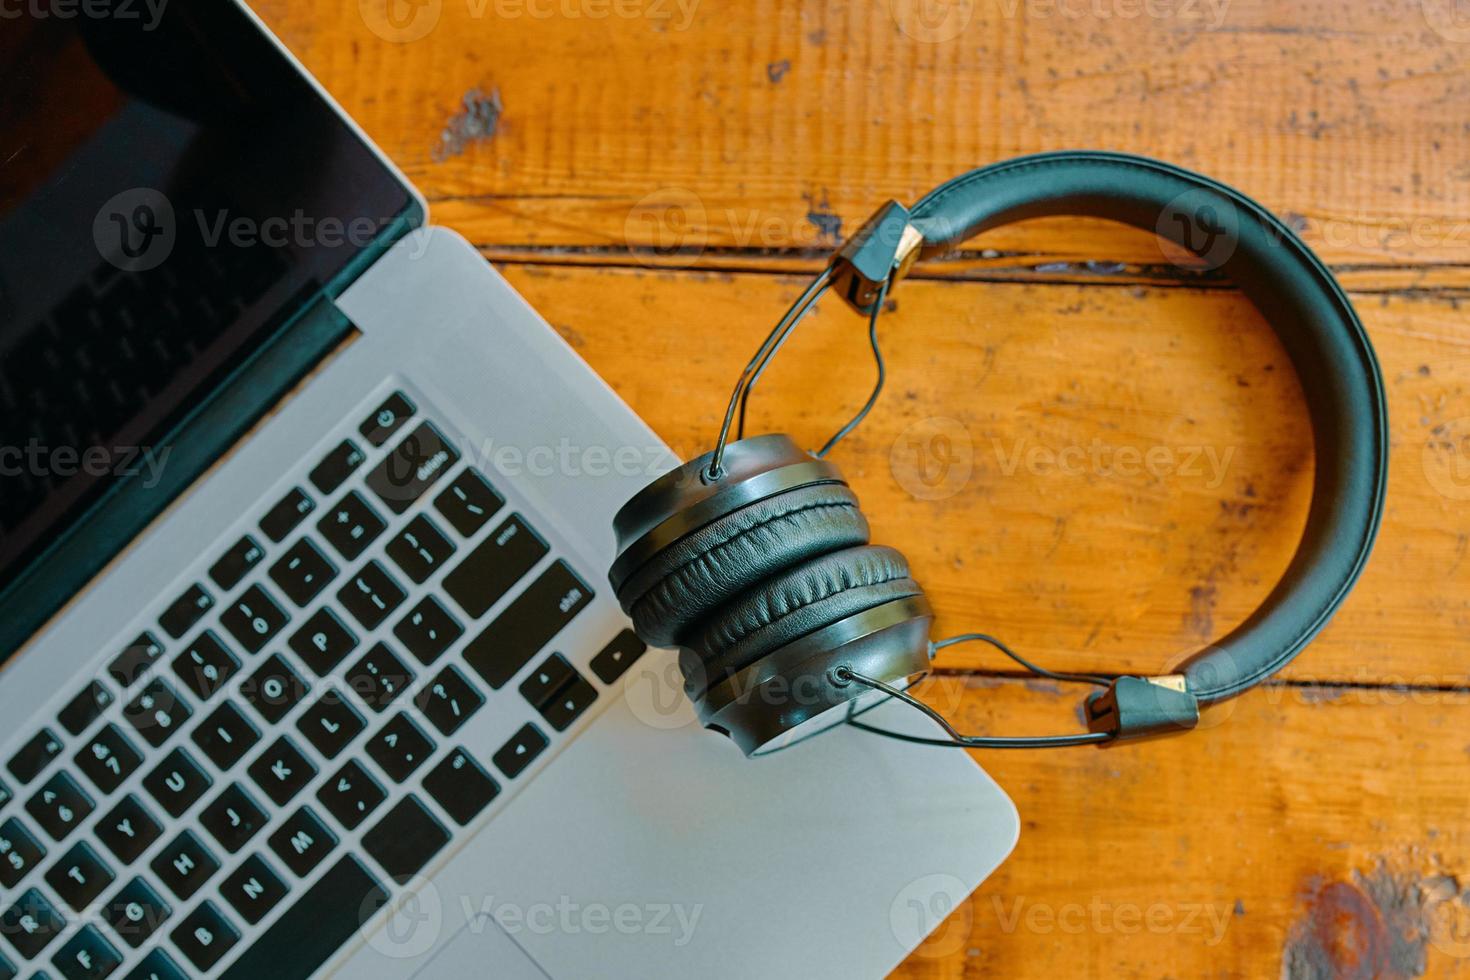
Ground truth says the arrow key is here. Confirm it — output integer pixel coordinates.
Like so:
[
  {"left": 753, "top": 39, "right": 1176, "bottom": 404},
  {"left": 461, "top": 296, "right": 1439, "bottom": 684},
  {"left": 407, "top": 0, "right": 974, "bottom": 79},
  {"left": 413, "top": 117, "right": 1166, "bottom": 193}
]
[{"left": 492, "top": 724, "right": 548, "bottom": 780}]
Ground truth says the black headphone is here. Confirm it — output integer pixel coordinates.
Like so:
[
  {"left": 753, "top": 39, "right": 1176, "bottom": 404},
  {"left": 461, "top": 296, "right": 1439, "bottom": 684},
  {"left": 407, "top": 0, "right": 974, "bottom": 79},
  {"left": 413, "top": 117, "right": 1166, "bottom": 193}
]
[{"left": 608, "top": 151, "right": 1389, "bottom": 756}]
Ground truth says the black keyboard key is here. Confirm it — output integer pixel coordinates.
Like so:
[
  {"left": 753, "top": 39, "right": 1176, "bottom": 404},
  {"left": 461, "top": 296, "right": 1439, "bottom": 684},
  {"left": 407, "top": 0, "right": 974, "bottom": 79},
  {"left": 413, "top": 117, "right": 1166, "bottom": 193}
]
[
  {"left": 219, "top": 584, "right": 289, "bottom": 654},
  {"left": 465, "top": 561, "right": 593, "bottom": 689},
  {"left": 268, "top": 539, "right": 337, "bottom": 607},
  {"left": 260, "top": 488, "right": 314, "bottom": 544},
  {"left": 57, "top": 683, "right": 114, "bottom": 737},
  {"left": 150, "top": 831, "right": 219, "bottom": 900},
  {"left": 492, "top": 724, "right": 548, "bottom": 779},
  {"left": 107, "top": 634, "right": 163, "bottom": 689},
  {"left": 287, "top": 607, "right": 358, "bottom": 676},
  {"left": 200, "top": 785, "right": 267, "bottom": 854},
  {"left": 359, "top": 391, "right": 415, "bottom": 447},
  {"left": 218, "top": 856, "right": 386, "bottom": 980},
  {"left": 308, "top": 440, "right": 366, "bottom": 496},
  {"left": 441, "top": 514, "right": 548, "bottom": 619},
  {"left": 0, "top": 817, "right": 47, "bottom": 889},
  {"left": 422, "top": 749, "right": 498, "bottom": 826},
  {"left": 170, "top": 901, "right": 238, "bottom": 971},
  {"left": 142, "top": 748, "right": 211, "bottom": 818},
  {"left": 0, "top": 950, "right": 11, "bottom": 980},
  {"left": 392, "top": 596, "right": 463, "bottom": 666},
  {"left": 27, "top": 772, "right": 93, "bottom": 841},
  {"left": 434, "top": 468, "right": 504, "bottom": 538},
  {"left": 0, "top": 777, "right": 9, "bottom": 810},
  {"left": 385, "top": 515, "right": 455, "bottom": 584},
  {"left": 158, "top": 584, "right": 213, "bottom": 640},
  {"left": 317, "top": 491, "right": 386, "bottom": 562},
  {"left": 191, "top": 703, "right": 260, "bottom": 771},
  {"left": 94, "top": 796, "right": 161, "bottom": 865},
  {"left": 540, "top": 677, "right": 598, "bottom": 732},
  {"left": 343, "top": 643, "right": 414, "bottom": 712},
  {"left": 365, "top": 714, "right": 434, "bottom": 783},
  {"left": 337, "top": 561, "right": 405, "bottom": 630},
  {"left": 74, "top": 725, "right": 142, "bottom": 795},
  {"left": 51, "top": 924, "right": 121, "bottom": 980},
  {"left": 365, "top": 422, "right": 459, "bottom": 514},
  {"left": 8, "top": 729, "right": 62, "bottom": 784},
  {"left": 316, "top": 760, "right": 385, "bottom": 831},
  {"left": 124, "top": 949, "right": 186, "bottom": 980},
  {"left": 268, "top": 807, "right": 337, "bottom": 877},
  {"left": 246, "top": 737, "right": 316, "bottom": 807},
  {"left": 295, "top": 691, "right": 365, "bottom": 760},
  {"left": 171, "top": 632, "right": 240, "bottom": 702},
  {"left": 518, "top": 653, "right": 576, "bottom": 709},
  {"left": 220, "top": 854, "right": 287, "bottom": 925},
  {"left": 121, "top": 679, "right": 191, "bottom": 749},
  {"left": 209, "top": 536, "right": 265, "bottom": 592},
  {"left": 103, "top": 877, "right": 170, "bottom": 948},
  {"left": 240, "top": 655, "right": 308, "bottom": 725},
  {"left": 415, "top": 666, "right": 484, "bottom": 736},
  {"left": 44, "top": 841, "right": 113, "bottom": 912},
  {"left": 590, "top": 629, "right": 647, "bottom": 685},
  {"left": 1, "top": 888, "right": 64, "bottom": 959},
  {"left": 362, "top": 795, "right": 449, "bottom": 883}
]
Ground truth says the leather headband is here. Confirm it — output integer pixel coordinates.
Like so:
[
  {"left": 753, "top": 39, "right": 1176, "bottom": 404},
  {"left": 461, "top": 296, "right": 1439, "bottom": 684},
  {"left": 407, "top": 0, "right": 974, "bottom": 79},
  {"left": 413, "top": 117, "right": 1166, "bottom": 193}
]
[{"left": 906, "top": 151, "right": 1387, "bottom": 703}]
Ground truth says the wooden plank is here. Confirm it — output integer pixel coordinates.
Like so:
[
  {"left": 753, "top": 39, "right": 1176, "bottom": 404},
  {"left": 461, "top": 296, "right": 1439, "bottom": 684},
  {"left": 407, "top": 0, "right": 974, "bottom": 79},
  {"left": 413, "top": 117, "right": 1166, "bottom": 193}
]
[
  {"left": 495, "top": 261, "right": 1470, "bottom": 686},
  {"left": 250, "top": 0, "right": 1470, "bottom": 275},
  {"left": 883, "top": 674, "right": 1470, "bottom": 979}
]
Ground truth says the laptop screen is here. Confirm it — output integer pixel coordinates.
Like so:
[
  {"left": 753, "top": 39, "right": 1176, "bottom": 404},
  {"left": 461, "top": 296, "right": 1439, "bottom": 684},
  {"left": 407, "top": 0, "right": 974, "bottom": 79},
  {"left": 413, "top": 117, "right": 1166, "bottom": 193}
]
[{"left": 0, "top": 4, "right": 416, "bottom": 599}]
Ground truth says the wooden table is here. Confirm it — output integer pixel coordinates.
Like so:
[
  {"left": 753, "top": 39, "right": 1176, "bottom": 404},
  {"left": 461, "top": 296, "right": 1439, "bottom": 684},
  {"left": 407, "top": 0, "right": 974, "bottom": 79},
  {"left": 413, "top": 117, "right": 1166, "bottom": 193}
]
[{"left": 250, "top": 1, "right": 1470, "bottom": 974}]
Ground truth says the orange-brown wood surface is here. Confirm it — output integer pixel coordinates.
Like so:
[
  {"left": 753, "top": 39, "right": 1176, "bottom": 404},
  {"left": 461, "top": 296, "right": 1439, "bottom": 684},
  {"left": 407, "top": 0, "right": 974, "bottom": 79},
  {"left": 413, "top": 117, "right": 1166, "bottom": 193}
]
[{"left": 249, "top": 1, "right": 1470, "bottom": 975}]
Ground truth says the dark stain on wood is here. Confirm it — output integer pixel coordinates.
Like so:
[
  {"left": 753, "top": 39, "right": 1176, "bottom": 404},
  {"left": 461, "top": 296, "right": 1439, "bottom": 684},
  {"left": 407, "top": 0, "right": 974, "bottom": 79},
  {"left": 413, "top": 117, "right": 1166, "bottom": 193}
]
[
  {"left": 803, "top": 190, "right": 842, "bottom": 245},
  {"left": 1283, "top": 866, "right": 1435, "bottom": 979},
  {"left": 434, "top": 87, "right": 503, "bottom": 162},
  {"left": 767, "top": 59, "right": 791, "bottom": 83}
]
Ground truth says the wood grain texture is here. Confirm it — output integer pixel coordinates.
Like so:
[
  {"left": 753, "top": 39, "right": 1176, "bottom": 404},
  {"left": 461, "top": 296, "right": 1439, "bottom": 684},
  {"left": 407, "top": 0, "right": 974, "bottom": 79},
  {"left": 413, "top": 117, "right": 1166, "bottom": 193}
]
[{"left": 246, "top": 0, "right": 1470, "bottom": 975}]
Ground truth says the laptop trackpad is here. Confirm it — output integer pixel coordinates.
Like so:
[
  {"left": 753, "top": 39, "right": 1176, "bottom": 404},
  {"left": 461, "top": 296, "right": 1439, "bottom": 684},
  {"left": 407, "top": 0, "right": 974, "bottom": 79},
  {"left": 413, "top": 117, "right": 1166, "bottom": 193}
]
[{"left": 415, "top": 916, "right": 549, "bottom": 980}]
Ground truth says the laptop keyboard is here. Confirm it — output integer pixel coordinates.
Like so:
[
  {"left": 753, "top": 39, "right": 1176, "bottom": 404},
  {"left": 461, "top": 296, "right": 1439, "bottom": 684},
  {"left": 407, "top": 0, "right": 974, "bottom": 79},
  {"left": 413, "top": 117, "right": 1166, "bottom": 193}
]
[{"left": 0, "top": 387, "right": 648, "bottom": 980}]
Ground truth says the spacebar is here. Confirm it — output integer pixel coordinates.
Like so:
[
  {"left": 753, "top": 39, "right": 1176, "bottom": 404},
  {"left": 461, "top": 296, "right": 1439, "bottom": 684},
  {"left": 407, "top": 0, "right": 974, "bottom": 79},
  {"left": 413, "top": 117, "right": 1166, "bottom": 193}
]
[{"left": 219, "top": 855, "right": 388, "bottom": 980}]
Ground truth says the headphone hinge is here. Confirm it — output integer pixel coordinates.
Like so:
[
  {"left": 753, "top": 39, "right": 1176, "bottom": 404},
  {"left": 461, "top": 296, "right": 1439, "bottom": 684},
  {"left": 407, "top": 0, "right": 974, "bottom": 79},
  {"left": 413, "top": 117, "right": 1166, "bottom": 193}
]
[
  {"left": 1085, "top": 675, "right": 1200, "bottom": 742},
  {"left": 831, "top": 200, "right": 923, "bottom": 315}
]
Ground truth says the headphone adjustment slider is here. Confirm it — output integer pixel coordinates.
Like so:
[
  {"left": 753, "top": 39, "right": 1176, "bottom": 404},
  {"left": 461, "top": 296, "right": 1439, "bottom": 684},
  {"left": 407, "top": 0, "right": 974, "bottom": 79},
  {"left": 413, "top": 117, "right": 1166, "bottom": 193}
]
[
  {"left": 831, "top": 200, "right": 923, "bottom": 316},
  {"left": 1084, "top": 675, "right": 1200, "bottom": 742}
]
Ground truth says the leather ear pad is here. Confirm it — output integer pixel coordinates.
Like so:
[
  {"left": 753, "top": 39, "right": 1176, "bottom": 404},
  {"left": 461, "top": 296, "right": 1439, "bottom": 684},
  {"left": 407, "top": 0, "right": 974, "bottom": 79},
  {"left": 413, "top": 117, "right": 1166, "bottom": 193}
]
[
  {"left": 683, "top": 544, "right": 921, "bottom": 694},
  {"left": 618, "top": 482, "right": 869, "bottom": 648}
]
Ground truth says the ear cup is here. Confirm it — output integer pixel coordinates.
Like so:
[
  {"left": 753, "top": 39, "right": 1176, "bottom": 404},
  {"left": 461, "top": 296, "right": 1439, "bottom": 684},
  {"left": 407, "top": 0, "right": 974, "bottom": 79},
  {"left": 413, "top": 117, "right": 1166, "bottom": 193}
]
[
  {"left": 683, "top": 544, "right": 922, "bottom": 694},
  {"left": 617, "top": 482, "right": 869, "bottom": 648}
]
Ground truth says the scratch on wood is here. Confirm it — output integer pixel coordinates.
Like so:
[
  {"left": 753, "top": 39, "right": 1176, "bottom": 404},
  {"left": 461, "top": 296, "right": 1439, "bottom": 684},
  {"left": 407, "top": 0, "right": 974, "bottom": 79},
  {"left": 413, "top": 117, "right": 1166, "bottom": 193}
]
[{"left": 434, "top": 87, "right": 503, "bottom": 162}]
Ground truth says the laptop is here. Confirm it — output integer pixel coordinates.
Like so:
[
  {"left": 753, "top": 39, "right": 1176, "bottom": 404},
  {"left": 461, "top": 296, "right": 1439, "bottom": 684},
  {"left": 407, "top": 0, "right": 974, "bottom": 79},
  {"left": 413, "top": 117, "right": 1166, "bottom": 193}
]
[{"left": 0, "top": 4, "right": 1019, "bottom": 979}]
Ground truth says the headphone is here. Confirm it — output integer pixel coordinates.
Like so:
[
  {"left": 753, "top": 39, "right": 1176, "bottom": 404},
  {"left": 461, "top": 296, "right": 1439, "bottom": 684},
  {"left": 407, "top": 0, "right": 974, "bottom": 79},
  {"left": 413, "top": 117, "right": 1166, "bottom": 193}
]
[{"left": 608, "top": 151, "right": 1389, "bottom": 757}]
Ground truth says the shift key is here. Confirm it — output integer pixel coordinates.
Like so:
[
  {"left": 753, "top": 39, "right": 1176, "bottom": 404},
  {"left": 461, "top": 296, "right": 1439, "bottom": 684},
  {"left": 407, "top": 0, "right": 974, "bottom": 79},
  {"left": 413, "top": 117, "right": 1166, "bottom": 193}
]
[
  {"left": 465, "top": 560, "right": 593, "bottom": 689},
  {"left": 442, "top": 515, "right": 548, "bottom": 618}
]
